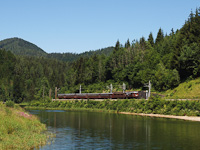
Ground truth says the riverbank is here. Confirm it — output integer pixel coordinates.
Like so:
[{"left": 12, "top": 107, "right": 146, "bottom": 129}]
[
  {"left": 26, "top": 97, "right": 200, "bottom": 122},
  {"left": 119, "top": 112, "right": 200, "bottom": 122},
  {"left": 30, "top": 97, "right": 200, "bottom": 115},
  {"left": 0, "top": 102, "right": 51, "bottom": 149},
  {"left": 26, "top": 106, "right": 200, "bottom": 122}
]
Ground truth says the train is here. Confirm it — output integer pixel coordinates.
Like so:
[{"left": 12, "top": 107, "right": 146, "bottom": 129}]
[{"left": 58, "top": 91, "right": 139, "bottom": 99}]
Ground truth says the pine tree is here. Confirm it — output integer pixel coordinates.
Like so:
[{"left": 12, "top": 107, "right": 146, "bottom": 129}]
[
  {"left": 155, "top": 28, "right": 164, "bottom": 45},
  {"left": 113, "top": 40, "right": 120, "bottom": 54},
  {"left": 170, "top": 28, "right": 175, "bottom": 36},
  {"left": 195, "top": 8, "right": 199, "bottom": 17},
  {"left": 189, "top": 10, "right": 194, "bottom": 22},
  {"left": 125, "top": 39, "right": 130, "bottom": 48},
  {"left": 148, "top": 32, "right": 154, "bottom": 47},
  {"left": 139, "top": 37, "right": 146, "bottom": 47}
]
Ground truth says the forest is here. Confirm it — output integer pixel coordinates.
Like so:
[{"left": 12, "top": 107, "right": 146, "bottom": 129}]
[
  {"left": 0, "top": 8, "right": 200, "bottom": 103},
  {"left": 0, "top": 37, "right": 114, "bottom": 62}
]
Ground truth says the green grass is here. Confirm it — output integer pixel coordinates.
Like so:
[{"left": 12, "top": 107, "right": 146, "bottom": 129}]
[
  {"left": 163, "top": 77, "right": 200, "bottom": 99},
  {"left": 0, "top": 102, "right": 51, "bottom": 150}
]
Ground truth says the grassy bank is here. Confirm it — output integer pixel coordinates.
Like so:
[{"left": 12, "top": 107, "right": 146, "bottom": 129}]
[
  {"left": 28, "top": 96, "right": 200, "bottom": 116},
  {"left": 163, "top": 77, "right": 200, "bottom": 99},
  {"left": 0, "top": 102, "right": 50, "bottom": 150}
]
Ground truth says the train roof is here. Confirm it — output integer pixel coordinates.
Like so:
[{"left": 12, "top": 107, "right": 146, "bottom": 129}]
[
  {"left": 58, "top": 93, "right": 112, "bottom": 96},
  {"left": 58, "top": 91, "right": 138, "bottom": 96}
]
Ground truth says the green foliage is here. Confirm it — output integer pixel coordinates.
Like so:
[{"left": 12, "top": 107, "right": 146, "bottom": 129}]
[
  {"left": 0, "top": 50, "right": 70, "bottom": 102},
  {"left": 148, "top": 32, "right": 154, "bottom": 47},
  {"left": 5, "top": 100, "right": 15, "bottom": 108},
  {"left": 48, "top": 46, "right": 114, "bottom": 62},
  {"left": 29, "top": 97, "right": 200, "bottom": 116},
  {"left": 179, "top": 43, "right": 200, "bottom": 78},
  {"left": 155, "top": 28, "right": 164, "bottom": 45},
  {"left": 153, "top": 63, "right": 180, "bottom": 91}
]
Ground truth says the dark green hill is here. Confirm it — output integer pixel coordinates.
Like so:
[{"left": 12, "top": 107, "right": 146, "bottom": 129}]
[
  {"left": 79, "top": 47, "right": 114, "bottom": 57},
  {"left": 0, "top": 37, "right": 114, "bottom": 62},
  {"left": 47, "top": 52, "right": 78, "bottom": 62},
  {"left": 0, "top": 37, "right": 47, "bottom": 57},
  {"left": 48, "top": 47, "right": 114, "bottom": 62}
]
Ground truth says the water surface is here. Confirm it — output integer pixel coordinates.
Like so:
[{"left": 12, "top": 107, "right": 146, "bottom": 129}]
[{"left": 28, "top": 110, "right": 200, "bottom": 150}]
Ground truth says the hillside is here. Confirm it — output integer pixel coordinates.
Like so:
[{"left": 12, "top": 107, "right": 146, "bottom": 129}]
[
  {"left": 164, "top": 78, "right": 200, "bottom": 99},
  {"left": 0, "top": 37, "right": 114, "bottom": 62},
  {"left": 48, "top": 46, "right": 114, "bottom": 62},
  {"left": 79, "top": 47, "right": 114, "bottom": 57},
  {"left": 0, "top": 37, "right": 47, "bottom": 57}
]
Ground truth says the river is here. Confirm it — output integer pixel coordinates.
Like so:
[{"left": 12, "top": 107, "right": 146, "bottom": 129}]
[{"left": 28, "top": 109, "right": 200, "bottom": 150}]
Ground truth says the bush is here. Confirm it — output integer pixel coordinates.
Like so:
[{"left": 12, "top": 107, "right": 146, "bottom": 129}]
[{"left": 5, "top": 100, "right": 15, "bottom": 108}]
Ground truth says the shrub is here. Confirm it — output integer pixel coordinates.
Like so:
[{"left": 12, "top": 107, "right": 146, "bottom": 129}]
[{"left": 5, "top": 100, "right": 15, "bottom": 108}]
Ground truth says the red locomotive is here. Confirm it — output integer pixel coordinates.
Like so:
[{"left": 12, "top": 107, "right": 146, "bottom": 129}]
[{"left": 58, "top": 91, "right": 139, "bottom": 99}]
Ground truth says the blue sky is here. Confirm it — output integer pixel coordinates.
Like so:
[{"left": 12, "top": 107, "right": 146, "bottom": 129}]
[{"left": 0, "top": 0, "right": 200, "bottom": 53}]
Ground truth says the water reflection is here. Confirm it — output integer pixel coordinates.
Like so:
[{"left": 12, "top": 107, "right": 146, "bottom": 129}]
[{"left": 28, "top": 110, "right": 200, "bottom": 150}]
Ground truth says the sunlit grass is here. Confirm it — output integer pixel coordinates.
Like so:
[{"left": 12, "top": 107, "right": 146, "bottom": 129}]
[
  {"left": 164, "top": 77, "right": 200, "bottom": 99},
  {"left": 0, "top": 102, "right": 51, "bottom": 150}
]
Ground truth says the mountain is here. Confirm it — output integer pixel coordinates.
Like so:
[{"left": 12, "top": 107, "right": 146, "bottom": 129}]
[
  {"left": 48, "top": 47, "right": 114, "bottom": 62},
  {"left": 0, "top": 37, "right": 114, "bottom": 62},
  {"left": 0, "top": 37, "right": 47, "bottom": 57},
  {"left": 79, "top": 46, "right": 114, "bottom": 57}
]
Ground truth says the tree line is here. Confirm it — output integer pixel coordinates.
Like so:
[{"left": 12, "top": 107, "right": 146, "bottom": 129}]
[{"left": 67, "top": 8, "right": 200, "bottom": 91}]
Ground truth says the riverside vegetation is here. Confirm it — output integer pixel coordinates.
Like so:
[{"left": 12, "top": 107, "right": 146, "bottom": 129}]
[
  {"left": 0, "top": 101, "right": 51, "bottom": 150},
  {"left": 28, "top": 96, "right": 200, "bottom": 117}
]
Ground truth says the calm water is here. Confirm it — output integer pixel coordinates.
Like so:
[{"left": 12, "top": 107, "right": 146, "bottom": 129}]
[{"left": 28, "top": 110, "right": 200, "bottom": 150}]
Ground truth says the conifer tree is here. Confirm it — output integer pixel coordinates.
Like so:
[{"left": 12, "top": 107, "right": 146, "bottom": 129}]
[
  {"left": 189, "top": 10, "right": 194, "bottom": 22},
  {"left": 139, "top": 37, "right": 145, "bottom": 45},
  {"left": 155, "top": 28, "right": 164, "bottom": 45},
  {"left": 125, "top": 39, "right": 130, "bottom": 48},
  {"left": 148, "top": 32, "right": 154, "bottom": 47},
  {"left": 113, "top": 40, "right": 120, "bottom": 54},
  {"left": 195, "top": 8, "right": 199, "bottom": 17},
  {"left": 170, "top": 28, "right": 175, "bottom": 36}
]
